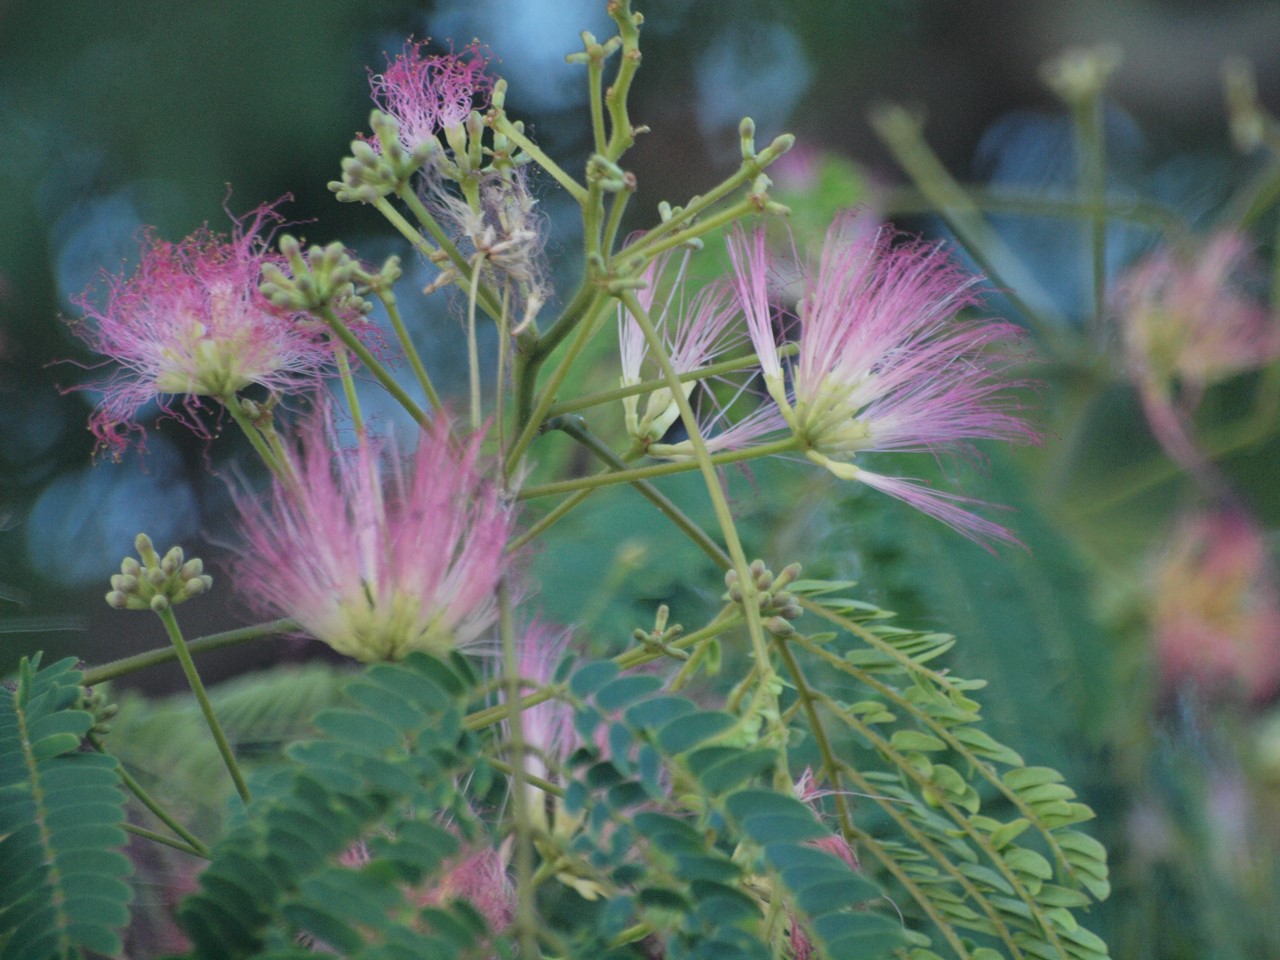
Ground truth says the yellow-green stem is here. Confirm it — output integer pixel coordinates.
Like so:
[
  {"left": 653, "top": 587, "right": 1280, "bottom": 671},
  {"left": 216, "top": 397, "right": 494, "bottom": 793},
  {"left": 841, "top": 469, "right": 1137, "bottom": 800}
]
[
  {"left": 493, "top": 114, "right": 589, "bottom": 205},
  {"left": 503, "top": 290, "right": 610, "bottom": 476},
  {"left": 91, "top": 733, "right": 210, "bottom": 857},
  {"left": 546, "top": 344, "right": 798, "bottom": 418},
  {"left": 382, "top": 190, "right": 504, "bottom": 321},
  {"left": 223, "top": 397, "right": 285, "bottom": 478},
  {"left": 518, "top": 437, "right": 800, "bottom": 499},
  {"left": 81, "top": 619, "right": 296, "bottom": 687},
  {"left": 499, "top": 580, "right": 540, "bottom": 959},
  {"left": 156, "top": 606, "right": 251, "bottom": 805},
  {"left": 334, "top": 346, "right": 365, "bottom": 436},
  {"left": 378, "top": 289, "right": 443, "bottom": 413},
  {"left": 316, "top": 305, "right": 427, "bottom": 424},
  {"left": 617, "top": 289, "right": 789, "bottom": 786}
]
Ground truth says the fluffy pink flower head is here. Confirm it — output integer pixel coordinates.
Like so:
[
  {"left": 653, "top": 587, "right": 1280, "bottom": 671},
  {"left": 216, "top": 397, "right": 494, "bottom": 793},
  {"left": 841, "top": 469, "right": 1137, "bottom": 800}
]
[
  {"left": 728, "top": 214, "right": 1040, "bottom": 548},
  {"left": 1151, "top": 506, "right": 1280, "bottom": 704},
  {"left": 369, "top": 40, "right": 493, "bottom": 157},
  {"left": 513, "top": 622, "right": 577, "bottom": 834},
  {"left": 236, "top": 406, "right": 513, "bottom": 663},
  {"left": 70, "top": 202, "right": 333, "bottom": 457},
  {"left": 618, "top": 249, "right": 786, "bottom": 458},
  {"left": 1115, "top": 232, "right": 1280, "bottom": 476},
  {"left": 1119, "top": 232, "right": 1278, "bottom": 396}
]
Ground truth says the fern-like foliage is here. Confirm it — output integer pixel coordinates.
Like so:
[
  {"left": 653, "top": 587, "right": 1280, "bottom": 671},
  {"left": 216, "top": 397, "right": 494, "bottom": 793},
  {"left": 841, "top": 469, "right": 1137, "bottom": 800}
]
[
  {"left": 527, "top": 659, "right": 905, "bottom": 960},
  {"left": 780, "top": 579, "right": 1111, "bottom": 960},
  {"left": 175, "top": 652, "right": 491, "bottom": 960},
  {"left": 0, "top": 656, "right": 133, "bottom": 960}
]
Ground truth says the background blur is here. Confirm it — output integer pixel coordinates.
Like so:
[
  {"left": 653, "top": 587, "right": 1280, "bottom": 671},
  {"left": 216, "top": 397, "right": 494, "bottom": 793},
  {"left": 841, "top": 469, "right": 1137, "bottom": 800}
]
[{"left": 4, "top": 1, "right": 1280, "bottom": 957}]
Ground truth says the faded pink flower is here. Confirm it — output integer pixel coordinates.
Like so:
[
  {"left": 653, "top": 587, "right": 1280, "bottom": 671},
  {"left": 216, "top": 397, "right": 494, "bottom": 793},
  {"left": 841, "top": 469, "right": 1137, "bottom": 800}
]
[
  {"left": 335, "top": 832, "right": 514, "bottom": 942},
  {"left": 788, "top": 769, "right": 861, "bottom": 960},
  {"left": 1151, "top": 506, "right": 1280, "bottom": 704},
  {"left": 69, "top": 202, "right": 333, "bottom": 457},
  {"left": 369, "top": 40, "right": 493, "bottom": 156},
  {"left": 618, "top": 249, "right": 786, "bottom": 458},
  {"left": 1115, "top": 232, "right": 1280, "bottom": 478},
  {"left": 516, "top": 622, "right": 575, "bottom": 793},
  {"left": 728, "top": 214, "right": 1040, "bottom": 548},
  {"left": 235, "top": 405, "right": 513, "bottom": 662}
]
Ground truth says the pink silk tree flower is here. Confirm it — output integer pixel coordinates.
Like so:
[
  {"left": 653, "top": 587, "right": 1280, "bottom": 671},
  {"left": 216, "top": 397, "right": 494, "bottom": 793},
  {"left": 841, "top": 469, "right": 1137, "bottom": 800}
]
[
  {"left": 235, "top": 407, "right": 513, "bottom": 663},
  {"left": 1115, "top": 232, "right": 1280, "bottom": 479},
  {"left": 1151, "top": 506, "right": 1280, "bottom": 704},
  {"left": 727, "top": 215, "right": 1040, "bottom": 548},
  {"left": 369, "top": 40, "right": 493, "bottom": 157},
  {"left": 618, "top": 250, "right": 786, "bottom": 458},
  {"left": 512, "top": 622, "right": 577, "bottom": 835},
  {"left": 69, "top": 203, "right": 334, "bottom": 457}
]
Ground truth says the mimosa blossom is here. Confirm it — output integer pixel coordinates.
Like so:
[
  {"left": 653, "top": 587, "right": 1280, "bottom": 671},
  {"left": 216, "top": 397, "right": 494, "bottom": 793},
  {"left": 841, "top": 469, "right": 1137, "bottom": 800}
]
[
  {"left": 729, "top": 215, "right": 1039, "bottom": 548},
  {"left": 618, "top": 250, "right": 785, "bottom": 458},
  {"left": 369, "top": 41, "right": 493, "bottom": 156},
  {"left": 1115, "top": 232, "right": 1280, "bottom": 476},
  {"left": 235, "top": 407, "right": 513, "bottom": 663},
  {"left": 70, "top": 202, "right": 333, "bottom": 457},
  {"left": 1151, "top": 506, "right": 1280, "bottom": 703}
]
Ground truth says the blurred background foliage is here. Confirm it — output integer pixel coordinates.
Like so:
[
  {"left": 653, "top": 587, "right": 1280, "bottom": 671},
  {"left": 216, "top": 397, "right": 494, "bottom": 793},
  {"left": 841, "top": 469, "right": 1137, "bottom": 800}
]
[{"left": 4, "top": 0, "right": 1280, "bottom": 957}]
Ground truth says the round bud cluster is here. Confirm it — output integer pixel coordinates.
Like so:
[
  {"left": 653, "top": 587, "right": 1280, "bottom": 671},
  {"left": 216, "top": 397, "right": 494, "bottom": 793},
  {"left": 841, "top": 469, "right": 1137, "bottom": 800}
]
[
  {"left": 77, "top": 683, "right": 119, "bottom": 739},
  {"left": 105, "top": 533, "right": 212, "bottom": 613},
  {"left": 329, "top": 111, "right": 429, "bottom": 204},
  {"left": 724, "top": 560, "right": 803, "bottom": 637},
  {"left": 260, "top": 236, "right": 376, "bottom": 318}
]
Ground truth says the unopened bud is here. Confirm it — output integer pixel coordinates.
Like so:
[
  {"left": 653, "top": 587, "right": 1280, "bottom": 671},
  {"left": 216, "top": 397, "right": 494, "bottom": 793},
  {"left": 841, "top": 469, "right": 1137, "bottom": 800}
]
[
  {"left": 763, "top": 617, "right": 795, "bottom": 637},
  {"left": 160, "top": 546, "right": 184, "bottom": 576},
  {"left": 135, "top": 533, "right": 158, "bottom": 567},
  {"left": 150, "top": 594, "right": 170, "bottom": 613}
]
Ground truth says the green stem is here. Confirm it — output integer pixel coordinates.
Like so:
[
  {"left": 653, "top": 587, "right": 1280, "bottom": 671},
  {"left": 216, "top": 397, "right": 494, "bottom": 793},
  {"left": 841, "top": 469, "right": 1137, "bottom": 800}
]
[
  {"left": 121, "top": 823, "right": 206, "bottom": 859},
  {"left": 771, "top": 639, "right": 858, "bottom": 855},
  {"left": 518, "top": 437, "right": 800, "bottom": 499},
  {"left": 603, "top": 0, "right": 643, "bottom": 162},
  {"left": 546, "top": 344, "right": 798, "bottom": 418},
  {"left": 334, "top": 346, "right": 365, "bottom": 436},
  {"left": 1070, "top": 407, "right": 1280, "bottom": 516},
  {"left": 622, "top": 197, "right": 760, "bottom": 265},
  {"left": 467, "top": 254, "right": 486, "bottom": 430},
  {"left": 463, "top": 611, "right": 742, "bottom": 733},
  {"left": 378, "top": 289, "right": 443, "bottom": 413},
  {"left": 492, "top": 114, "right": 589, "bottom": 205},
  {"left": 1071, "top": 89, "right": 1108, "bottom": 337},
  {"left": 486, "top": 755, "right": 564, "bottom": 799},
  {"left": 617, "top": 289, "right": 789, "bottom": 787},
  {"left": 81, "top": 619, "right": 297, "bottom": 687},
  {"left": 550, "top": 416, "right": 732, "bottom": 568},
  {"left": 90, "top": 733, "right": 210, "bottom": 857},
  {"left": 587, "top": 41, "right": 608, "bottom": 155},
  {"left": 498, "top": 581, "right": 539, "bottom": 960},
  {"left": 223, "top": 397, "right": 285, "bottom": 478},
  {"left": 381, "top": 190, "right": 504, "bottom": 322},
  {"left": 315, "top": 305, "right": 427, "bottom": 425},
  {"left": 504, "top": 290, "right": 611, "bottom": 475},
  {"left": 155, "top": 606, "right": 251, "bottom": 805},
  {"left": 881, "top": 186, "right": 1185, "bottom": 235}
]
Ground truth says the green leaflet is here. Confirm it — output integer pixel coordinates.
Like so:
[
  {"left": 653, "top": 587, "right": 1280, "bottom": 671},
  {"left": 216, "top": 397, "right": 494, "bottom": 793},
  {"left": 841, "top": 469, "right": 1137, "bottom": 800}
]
[{"left": 0, "top": 656, "right": 133, "bottom": 960}]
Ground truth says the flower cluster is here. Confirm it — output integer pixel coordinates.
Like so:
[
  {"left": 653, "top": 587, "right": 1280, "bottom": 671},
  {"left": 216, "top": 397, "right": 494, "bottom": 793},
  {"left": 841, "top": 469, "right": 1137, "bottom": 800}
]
[
  {"left": 369, "top": 40, "right": 493, "bottom": 158},
  {"left": 1150, "top": 506, "right": 1280, "bottom": 704},
  {"left": 234, "top": 406, "right": 513, "bottom": 662},
  {"left": 724, "top": 214, "right": 1040, "bottom": 546},
  {"left": 618, "top": 250, "right": 785, "bottom": 458},
  {"left": 70, "top": 202, "right": 334, "bottom": 456},
  {"left": 1115, "top": 231, "right": 1280, "bottom": 476}
]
